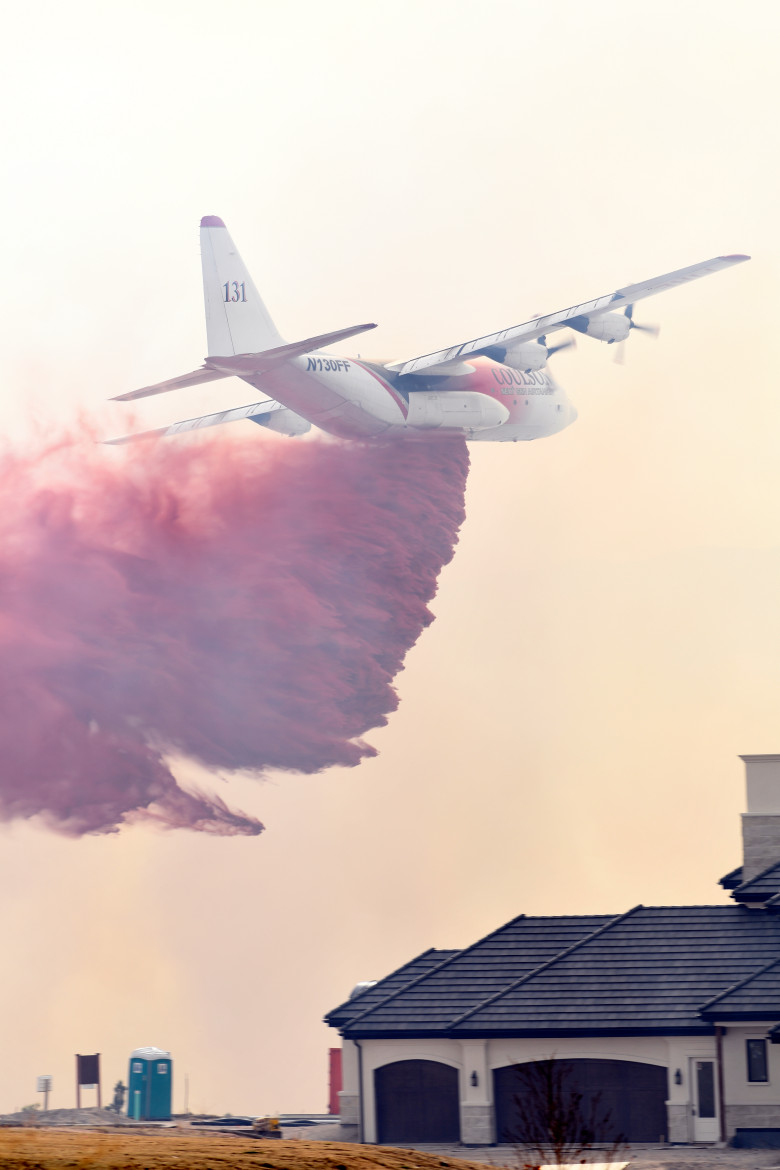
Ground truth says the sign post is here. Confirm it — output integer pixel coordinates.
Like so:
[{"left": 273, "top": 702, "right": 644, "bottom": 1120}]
[
  {"left": 75, "top": 1054, "right": 101, "bottom": 1109},
  {"left": 36, "top": 1075, "right": 52, "bottom": 1111}
]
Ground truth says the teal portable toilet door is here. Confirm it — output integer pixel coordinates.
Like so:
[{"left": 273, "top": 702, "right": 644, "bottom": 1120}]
[{"left": 149, "top": 1056, "right": 172, "bottom": 1119}]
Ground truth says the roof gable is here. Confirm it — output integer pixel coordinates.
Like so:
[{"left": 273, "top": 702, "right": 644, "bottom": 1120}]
[
  {"left": 325, "top": 948, "right": 459, "bottom": 1027},
  {"left": 731, "top": 860, "right": 780, "bottom": 903},
  {"left": 720, "top": 865, "right": 743, "bottom": 890},
  {"left": 701, "top": 956, "right": 780, "bottom": 1018}
]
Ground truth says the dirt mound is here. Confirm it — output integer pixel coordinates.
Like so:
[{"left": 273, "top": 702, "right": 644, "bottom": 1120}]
[
  {"left": 0, "top": 1131, "right": 501, "bottom": 1170},
  {"left": 0, "top": 1106, "right": 138, "bottom": 1127}
]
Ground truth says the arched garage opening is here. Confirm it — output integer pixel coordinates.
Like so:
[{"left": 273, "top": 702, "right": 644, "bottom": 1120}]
[
  {"left": 375, "top": 1059, "right": 460, "bottom": 1143},
  {"left": 494, "top": 1059, "right": 668, "bottom": 1144}
]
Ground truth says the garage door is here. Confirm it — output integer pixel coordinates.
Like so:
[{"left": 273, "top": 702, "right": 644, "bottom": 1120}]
[
  {"left": 375, "top": 1059, "right": 460, "bottom": 1143},
  {"left": 494, "top": 1059, "right": 668, "bottom": 1144}
]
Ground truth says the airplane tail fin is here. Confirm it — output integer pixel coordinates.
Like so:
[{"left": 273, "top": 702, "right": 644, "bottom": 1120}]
[{"left": 200, "top": 216, "right": 285, "bottom": 357}]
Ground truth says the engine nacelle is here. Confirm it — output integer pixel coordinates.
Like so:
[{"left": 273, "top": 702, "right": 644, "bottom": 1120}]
[
  {"left": 251, "top": 407, "right": 312, "bottom": 437},
  {"left": 501, "top": 341, "right": 548, "bottom": 372},
  {"left": 570, "top": 311, "right": 631, "bottom": 343},
  {"left": 407, "top": 391, "right": 509, "bottom": 432}
]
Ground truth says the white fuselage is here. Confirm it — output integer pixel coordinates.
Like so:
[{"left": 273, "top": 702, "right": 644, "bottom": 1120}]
[{"left": 243, "top": 355, "right": 578, "bottom": 443}]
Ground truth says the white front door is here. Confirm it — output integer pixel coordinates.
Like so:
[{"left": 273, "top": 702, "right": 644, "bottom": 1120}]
[{"left": 690, "top": 1058, "right": 719, "bottom": 1142}]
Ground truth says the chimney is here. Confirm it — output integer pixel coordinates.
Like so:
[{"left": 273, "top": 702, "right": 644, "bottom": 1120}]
[{"left": 740, "top": 755, "right": 780, "bottom": 881}]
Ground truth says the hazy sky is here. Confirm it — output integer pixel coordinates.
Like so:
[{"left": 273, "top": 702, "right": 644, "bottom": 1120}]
[{"left": 1, "top": 0, "right": 779, "bottom": 1116}]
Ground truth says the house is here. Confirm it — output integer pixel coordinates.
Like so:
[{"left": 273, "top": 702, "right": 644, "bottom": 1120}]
[{"left": 325, "top": 755, "right": 780, "bottom": 1147}]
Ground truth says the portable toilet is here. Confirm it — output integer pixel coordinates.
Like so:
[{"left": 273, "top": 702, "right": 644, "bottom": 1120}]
[{"left": 127, "top": 1047, "right": 172, "bottom": 1120}]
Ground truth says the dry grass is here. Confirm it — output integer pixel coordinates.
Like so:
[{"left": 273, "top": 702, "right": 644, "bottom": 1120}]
[{"left": 0, "top": 1129, "right": 500, "bottom": 1170}]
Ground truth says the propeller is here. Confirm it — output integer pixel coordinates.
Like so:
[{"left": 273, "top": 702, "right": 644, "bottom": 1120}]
[
  {"left": 625, "top": 302, "right": 660, "bottom": 337},
  {"left": 614, "top": 304, "right": 660, "bottom": 364},
  {"left": 540, "top": 334, "right": 576, "bottom": 358}
]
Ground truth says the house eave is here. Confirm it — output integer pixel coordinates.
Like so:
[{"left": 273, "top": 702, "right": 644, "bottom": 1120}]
[
  {"left": 701, "top": 1012, "right": 780, "bottom": 1023},
  {"left": 341, "top": 1023, "right": 717, "bottom": 1040}
]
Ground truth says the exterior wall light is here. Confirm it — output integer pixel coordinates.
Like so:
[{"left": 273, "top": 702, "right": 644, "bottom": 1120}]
[
  {"left": 470, "top": 1071, "right": 479, "bottom": 1087},
  {"left": 674, "top": 1069, "right": 683, "bottom": 1085}
]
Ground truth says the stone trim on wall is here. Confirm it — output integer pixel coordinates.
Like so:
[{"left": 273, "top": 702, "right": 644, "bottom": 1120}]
[
  {"left": 336, "top": 1085, "right": 360, "bottom": 1132},
  {"left": 741, "top": 814, "right": 780, "bottom": 882},
  {"left": 460, "top": 1101, "right": 494, "bottom": 1146},
  {"left": 666, "top": 1102, "right": 690, "bottom": 1143},
  {"left": 724, "top": 1103, "right": 780, "bottom": 1140}
]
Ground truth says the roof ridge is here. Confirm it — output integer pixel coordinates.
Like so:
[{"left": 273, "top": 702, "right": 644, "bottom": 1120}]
[
  {"left": 341, "top": 913, "right": 529, "bottom": 1027},
  {"left": 637, "top": 903, "right": 751, "bottom": 910},
  {"left": 734, "top": 858, "right": 780, "bottom": 893},
  {"left": 698, "top": 954, "right": 780, "bottom": 1013},
  {"left": 512, "top": 912, "right": 623, "bottom": 922},
  {"left": 447, "top": 905, "right": 642, "bottom": 1030}
]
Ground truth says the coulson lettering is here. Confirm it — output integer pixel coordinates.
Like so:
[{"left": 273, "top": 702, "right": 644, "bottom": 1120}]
[{"left": 492, "top": 369, "right": 552, "bottom": 393}]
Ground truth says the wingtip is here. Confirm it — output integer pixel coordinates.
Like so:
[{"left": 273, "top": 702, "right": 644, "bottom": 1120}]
[
  {"left": 103, "top": 429, "right": 163, "bottom": 445},
  {"left": 109, "top": 388, "right": 156, "bottom": 402},
  {"left": 200, "top": 215, "right": 226, "bottom": 228},
  {"left": 721, "top": 253, "right": 751, "bottom": 261}
]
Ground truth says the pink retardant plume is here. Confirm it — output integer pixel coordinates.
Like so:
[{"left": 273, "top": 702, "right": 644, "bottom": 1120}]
[{"left": 0, "top": 429, "right": 469, "bottom": 836}]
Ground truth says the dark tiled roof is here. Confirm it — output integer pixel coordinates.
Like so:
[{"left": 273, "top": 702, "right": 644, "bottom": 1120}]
[
  {"left": 332, "top": 905, "right": 780, "bottom": 1039},
  {"left": 720, "top": 866, "right": 743, "bottom": 890},
  {"left": 456, "top": 906, "right": 780, "bottom": 1035},
  {"left": 333, "top": 913, "right": 617, "bottom": 1035},
  {"left": 731, "top": 860, "right": 780, "bottom": 903},
  {"left": 701, "top": 956, "right": 780, "bottom": 1018},
  {"left": 325, "top": 949, "right": 460, "bottom": 1026}
]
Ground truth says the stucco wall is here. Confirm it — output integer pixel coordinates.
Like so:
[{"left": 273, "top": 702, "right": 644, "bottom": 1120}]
[
  {"left": 335, "top": 1032, "right": 756, "bottom": 1145},
  {"left": 338, "top": 1040, "right": 360, "bottom": 1138},
  {"left": 486, "top": 1034, "right": 672, "bottom": 1071},
  {"left": 721, "top": 1024, "right": 779, "bottom": 1105},
  {"left": 716, "top": 1022, "right": 780, "bottom": 1138},
  {"left": 341, "top": 1039, "right": 358, "bottom": 1094}
]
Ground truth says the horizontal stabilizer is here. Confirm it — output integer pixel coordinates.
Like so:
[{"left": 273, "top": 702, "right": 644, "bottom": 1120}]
[
  {"left": 111, "top": 366, "right": 231, "bottom": 403},
  {"left": 104, "top": 398, "right": 285, "bottom": 445},
  {"left": 206, "top": 323, "right": 378, "bottom": 376},
  {"left": 112, "top": 324, "right": 377, "bottom": 403}
]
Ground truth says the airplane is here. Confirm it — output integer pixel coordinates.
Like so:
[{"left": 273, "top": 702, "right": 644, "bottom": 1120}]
[{"left": 107, "top": 217, "right": 749, "bottom": 445}]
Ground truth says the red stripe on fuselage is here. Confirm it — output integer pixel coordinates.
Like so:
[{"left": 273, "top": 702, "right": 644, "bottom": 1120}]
[{"left": 350, "top": 360, "right": 409, "bottom": 420}]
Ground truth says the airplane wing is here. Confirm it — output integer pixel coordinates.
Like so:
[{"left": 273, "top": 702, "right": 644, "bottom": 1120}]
[
  {"left": 386, "top": 254, "right": 750, "bottom": 376},
  {"left": 104, "top": 398, "right": 288, "bottom": 445}
]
